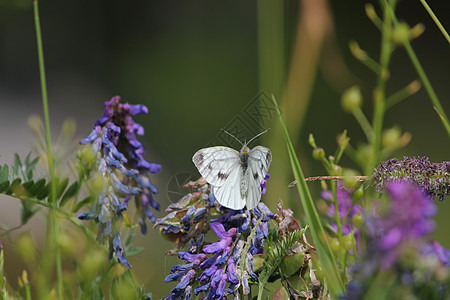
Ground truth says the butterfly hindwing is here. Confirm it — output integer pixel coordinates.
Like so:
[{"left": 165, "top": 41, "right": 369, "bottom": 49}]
[
  {"left": 244, "top": 168, "right": 262, "bottom": 209},
  {"left": 213, "top": 165, "right": 245, "bottom": 210},
  {"left": 248, "top": 146, "right": 272, "bottom": 183},
  {"left": 192, "top": 146, "right": 240, "bottom": 187}
]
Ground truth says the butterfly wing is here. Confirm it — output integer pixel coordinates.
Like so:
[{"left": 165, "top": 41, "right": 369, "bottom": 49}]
[
  {"left": 213, "top": 165, "right": 246, "bottom": 210},
  {"left": 192, "top": 146, "right": 240, "bottom": 187},
  {"left": 248, "top": 146, "right": 272, "bottom": 183},
  {"left": 245, "top": 146, "right": 272, "bottom": 209}
]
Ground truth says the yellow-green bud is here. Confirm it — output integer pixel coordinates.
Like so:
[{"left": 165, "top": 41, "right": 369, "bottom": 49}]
[
  {"left": 343, "top": 234, "right": 356, "bottom": 251},
  {"left": 337, "top": 132, "right": 350, "bottom": 149},
  {"left": 392, "top": 22, "right": 411, "bottom": 45},
  {"left": 16, "top": 233, "right": 36, "bottom": 263},
  {"left": 91, "top": 174, "right": 105, "bottom": 194},
  {"left": 312, "top": 147, "right": 325, "bottom": 160},
  {"left": 382, "top": 127, "right": 402, "bottom": 149},
  {"left": 341, "top": 85, "right": 362, "bottom": 113},
  {"left": 308, "top": 133, "right": 317, "bottom": 148},
  {"left": 353, "top": 185, "right": 364, "bottom": 202},
  {"left": 352, "top": 212, "right": 364, "bottom": 228},
  {"left": 80, "top": 146, "right": 96, "bottom": 166},
  {"left": 329, "top": 237, "right": 340, "bottom": 254},
  {"left": 343, "top": 169, "right": 360, "bottom": 189}
]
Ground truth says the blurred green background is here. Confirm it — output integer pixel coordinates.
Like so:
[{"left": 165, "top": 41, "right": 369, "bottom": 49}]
[{"left": 0, "top": 0, "right": 449, "bottom": 298}]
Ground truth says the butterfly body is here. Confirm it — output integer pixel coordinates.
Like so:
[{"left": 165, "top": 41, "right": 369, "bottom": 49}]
[{"left": 192, "top": 142, "right": 271, "bottom": 210}]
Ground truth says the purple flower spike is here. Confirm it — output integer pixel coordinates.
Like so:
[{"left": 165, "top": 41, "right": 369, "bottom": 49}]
[
  {"left": 79, "top": 126, "right": 101, "bottom": 145},
  {"left": 215, "top": 273, "right": 228, "bottom": 298},
  {"left": 78, "top": 96, "right": 161, "bottom": 267},
  {"left": 373, "top": 156, "right": 450, "bottom": 201},
  {"left": 203, "top": 237, "right": 233, "bottom": 254},
  {"left": 174, "top": 269, "right": 196, "bottom": 292},
  {"left": 123, "top": 103, "right": 148, "bottom": 115},
  {"left": 178, "top": 252, "right": 206, "bottom": 265},
  {"left": 112, "top": 233, "right": 131, "bottom": 269},
  {"left": 227, "top": 257, "right": 239, "bottom": 284}
]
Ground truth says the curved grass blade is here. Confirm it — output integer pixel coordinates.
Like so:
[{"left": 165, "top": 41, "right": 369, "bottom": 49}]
[{"left": 271, "top": 95, "right": 344, "bottom": 296}]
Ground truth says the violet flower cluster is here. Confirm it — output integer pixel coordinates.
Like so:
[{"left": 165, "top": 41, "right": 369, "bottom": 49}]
[
  {"left": 373, "top": 156, "right": 450, "bottom": 201},
  {"left": 78, "top": 96, "right": 161, "bottom": 268},
  {"left": 322, "top": 183, "right": 361, "bottom": 238},
  {"left": 346, "top": 181, "right": 450, "bottom": 299},
  {"left": 158, "top": 175, "right": 274, "bottom": 299}
]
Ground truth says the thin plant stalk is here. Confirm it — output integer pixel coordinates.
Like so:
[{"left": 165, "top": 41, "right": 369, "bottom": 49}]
[
  {"left": 382, "top": 0, "right": 450, "bottom": 137},
  {"left": 369, "top": 0, "right": 396, "bottom": 174},
  {"left": 33, "top": 0, "right": 64, "bottom": 298},
  {"left": 419, "top": 0, "right": 450, "bottom": 44},
  {"left": 271, "top": 95, "right": 344, "bottom": 296}
]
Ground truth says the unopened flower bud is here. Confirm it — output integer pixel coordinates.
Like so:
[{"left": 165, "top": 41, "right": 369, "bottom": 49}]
[
  {"left": 308, "top": 134, "right": 317, "bottom": 148},
  {"left": 337, "top": 132, "right": 350, "bottom": 149},
  {"left": 352, "top": 212, "right": 364, "bottom": 228},
  {"left": 330, "top": 237, "right": 340, "bottom": 254},
  {"left": 343, "top": 234, "right": 356, "bottom": 251},
  {"left": 382, "top": 127, "right": 402, "bottom": 149},
  {"left": 341, "top": 86, "right": 363, "bottom": 113},
  {"left": 392, "top": 22, "right": 411, "bottom": 45},
  {"left": 343, "top": 169, "right": 360, "bottom": 189},
  {"left": 312, "top": 148, "right": 325, "bottom": 160},
  {"left": 353, "top": 186, "right": 364, "bottom": 202}
]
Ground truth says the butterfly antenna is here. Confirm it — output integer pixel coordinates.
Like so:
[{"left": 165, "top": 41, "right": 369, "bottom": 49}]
[
  {"left": 246, "top": 128, "right": 271, "bottom": 146},
  {"left": 221, "top": 128, "right": 244, "bottom": 146}
]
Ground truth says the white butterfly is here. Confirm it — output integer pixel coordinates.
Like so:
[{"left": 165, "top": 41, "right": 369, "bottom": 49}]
[{"left": 192, "top": 129, "right": 272, "bottom": 210}]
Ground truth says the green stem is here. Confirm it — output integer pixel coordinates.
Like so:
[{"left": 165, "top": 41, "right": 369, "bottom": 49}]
[
  {"left": 384, "top": 1, "right": 450, "bottom": 137},
  {"left": 33, "top": 1, "right": 63, "bottom": 297},
  {"left": 352, "top": 108, "right": 373, "bottom": 141},
  {"left": 419, "top": 0, "right": 450, "bottom": 44},
  {"left": 403, "top": 43, "right": 450, "bottom": 136},
  {"left": 240, "top": 215, "right": 264, "bottom": 271},
  {"left": 369, "top": 0, "right": 395, "bottom": 174},
  {"left": 385, "top": 80, "right": 420, "bottom": 109},
  {"left": 24, "top": 282, "right": 32, "bottom": 300},
  {"left": 18, "top": 196, "right": 98, "bottom": 244}
]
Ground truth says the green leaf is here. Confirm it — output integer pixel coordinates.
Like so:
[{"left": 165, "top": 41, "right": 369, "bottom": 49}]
[
  {"left": 72, "top": 195, "right": 94, "bottom": 213},
  {"left": 36, "top": 181, "right": 50, "bottom": 200},
  {"left": 92, "top": 285, "right": 105, "bottom": 300},
  {"left": 0, "top": 181, "right": 9, "bottom": 194},
  {"left": 57, "top": 177, "right": 69, "bottom": 200},
  {"left": 60, "top": 181, "right": 78, "bottom": 207},
  {"left": 13, "top": 153, "right": 22, "bottom": 177},
  {"left": 0, "top": 247, "right": 5, "bottom": 288},
  {"left": 0, "top": 165, "right": 8, "bottom": 183},
  {"left": 271, "top": 95, "right": 344, "bottom": 296},
  {"left": 126, "top": 247, "right": 144, "bottom": 258},
  {"left": 280, "top": 252, "right": 305, "bottom": 277},
  {"left": 24, "top": 153, "right": 39, "bottom": 181},
  {"left": 6, "top": 178, "right": 22, "bottom": 195},
  {"left": 273, "top": 287, "right": 289, "bottom": 300},
  {"left": 21, "top": 199, "right": 39, "bottom": 224},
  {"left": 28, "top": 178, "right": 46, "bottom": 197},
  {"left": 125, "top": 233, "right": 135, "bottom": 247},
  {"left": 22, "top": 180, "right": 35, "bottom": 191}
]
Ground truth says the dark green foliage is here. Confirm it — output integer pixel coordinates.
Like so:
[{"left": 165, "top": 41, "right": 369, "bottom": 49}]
[
  {"left": 60, "top": 181, "right": 79, "bottom": 207},
  {"left": 72, "top": 195, "right": 94, "bottom": 213},
  {"left": 259, "top": 228, "right": 306, "bottom": 284},
  {"left": 57, "top": 177, "right": 69, "bottom": 200},
  {"left": 0, "top": 154, "right": 81, "bottom": 225}
]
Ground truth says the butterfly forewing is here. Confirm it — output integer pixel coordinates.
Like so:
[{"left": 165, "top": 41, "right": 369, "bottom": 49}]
[{"left": 192, "top": 146, "right": 240, "bottom": 187}]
